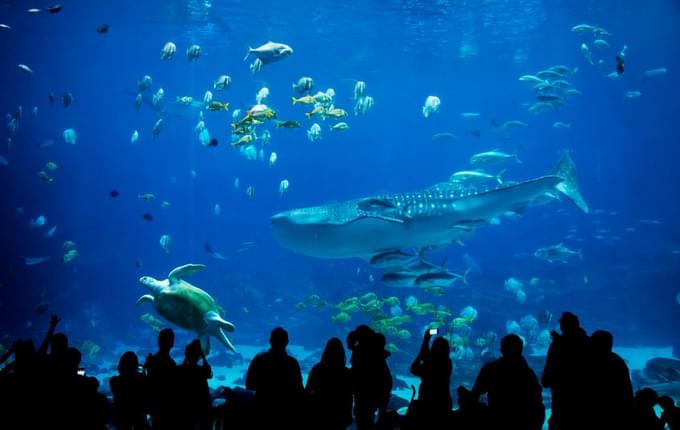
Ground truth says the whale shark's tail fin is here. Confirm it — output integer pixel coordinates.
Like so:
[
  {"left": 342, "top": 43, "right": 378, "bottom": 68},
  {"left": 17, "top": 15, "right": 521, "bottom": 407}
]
[{"left": 550, "top": 153, "right": 589, "bottom": 213}]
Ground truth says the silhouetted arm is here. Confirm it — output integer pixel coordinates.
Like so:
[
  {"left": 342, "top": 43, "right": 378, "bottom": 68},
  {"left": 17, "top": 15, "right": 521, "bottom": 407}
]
[
  {"left": 200, "top": 349, "right": 213, "bottom": 379},
  {"left": 292, "top": 359, "right": 304, "bottom": 393},
  {"left": 245, "top": 356, "right": 258, "bottom": 391},
  {"left": 305, "top": 365, "right": 318, "bottom": 395},
  {"left": 471, "top": 363, "right": 490, "bottom": 399},
  {"left": 410, "top": 331, "right": 431, "bottom": 377},
  {"left": 541, "top": 340, "right": 559, "bottom": 388},
  {"left": 618, "top": 357, "right": 634, "bottom": 409},
  {"left": 37, "top": 314, "right": 60, "bottom": 355}
]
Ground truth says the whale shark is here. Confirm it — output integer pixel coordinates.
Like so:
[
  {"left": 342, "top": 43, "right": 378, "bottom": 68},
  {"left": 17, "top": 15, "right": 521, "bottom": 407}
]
[{"left": 271, "top": 154, "right": 588, "bottom": 260}]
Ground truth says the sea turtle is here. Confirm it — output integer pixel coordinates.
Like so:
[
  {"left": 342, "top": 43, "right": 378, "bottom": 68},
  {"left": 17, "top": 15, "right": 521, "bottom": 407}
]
[{"left": 137, "top": 263, "right": 236, "bottom": 353}]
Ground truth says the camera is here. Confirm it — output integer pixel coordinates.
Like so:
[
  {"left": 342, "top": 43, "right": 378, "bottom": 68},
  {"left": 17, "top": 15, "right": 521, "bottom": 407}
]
[{"left": 428, "top": 328, "right": 439, "bottom": 336}]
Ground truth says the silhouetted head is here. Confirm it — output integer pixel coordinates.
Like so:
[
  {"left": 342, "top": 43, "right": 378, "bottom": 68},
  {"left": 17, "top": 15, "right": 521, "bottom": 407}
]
[
  {"left": 431, "top": 337, "right": 451, "bottom": 361},
  {"left": 184, "top": 339, "right": 202, "bottom": 364},
  {"left": 347, "top": 324, "right": 373, "bottom": 351},
  {"left": 321, "top": 337, "right": 346, "bottom": 368},
  {"left": 591, "top": 330, "right": 614, "bottom": 355},
  {"left": 50, "top": 332, "right": 68, "bottom": 354},
  {"left": 635, "top": 388, "right": 659, "bottom": 408},
  {"left": 375, "top": 332, "right": 387, "bottom": 349},
  {"left": 158, "top": 328, "right": 174, "bottom": 352},
  {"left": 500, "top": 334, "right": 523, "bottom": 358},
  {"left": 65, "top": 347, "right": 82, "bottom": 374},
  {"left": 270, "top": 327, "right": 288, "bottom": 352},
  {"left": 118, "top": 351, "right": 139, "bottom": 376},
  {"left": 658, "top": 395, "right": 675, "bottom": 410},
  {"left": 559, "top": 311, "right": 580, "bottom": 335}
]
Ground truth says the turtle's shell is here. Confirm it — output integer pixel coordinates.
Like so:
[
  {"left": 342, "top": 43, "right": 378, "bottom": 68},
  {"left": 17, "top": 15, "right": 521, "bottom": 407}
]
[{"left": 154, "top": 280, "right": 219, "bottom": 331}]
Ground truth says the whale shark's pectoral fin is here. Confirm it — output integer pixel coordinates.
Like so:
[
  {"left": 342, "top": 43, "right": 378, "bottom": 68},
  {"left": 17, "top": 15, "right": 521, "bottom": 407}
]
[
  {"left": 136, "top": 294, "right": 155, "bottom": 306},
  {"left": 361, "top": 213, "right": 405, "bottom": 223},
  {"left": 453, "top": 220, "right": 487, "bottom": 231}
]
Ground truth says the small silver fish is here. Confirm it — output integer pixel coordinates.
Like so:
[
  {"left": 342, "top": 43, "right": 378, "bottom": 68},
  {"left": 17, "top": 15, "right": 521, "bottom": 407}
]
[
  {"left": 18, "top": 64, "right": 34, "bottom": 74},
  {"left": 243, "top": 41, "right": 293, "bottom": 65},
  {"left": 24, "top": 256, "right": 51, "bottom": 266}
]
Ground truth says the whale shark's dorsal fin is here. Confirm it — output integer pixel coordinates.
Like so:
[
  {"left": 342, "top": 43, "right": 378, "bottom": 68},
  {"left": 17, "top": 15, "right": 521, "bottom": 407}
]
[
  {"left": 550, "top": 153, "right": 589, "bottom": 213},
  {"left": 168, "top": 263, "right": 206, "bottom": 283}
]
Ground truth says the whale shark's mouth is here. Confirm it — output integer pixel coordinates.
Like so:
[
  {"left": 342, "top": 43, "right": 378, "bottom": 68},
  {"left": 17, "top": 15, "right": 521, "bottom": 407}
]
[{"left": 271, "top": 207, "right": 331, "bottom": 226}]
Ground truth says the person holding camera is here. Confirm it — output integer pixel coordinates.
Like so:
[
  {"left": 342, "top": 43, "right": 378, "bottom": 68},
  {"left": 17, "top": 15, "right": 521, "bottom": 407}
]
[
  {"left": 176, "top": 339, "right": 213, "bottom": 430},
  {"left": 110, "top": 351, "right": 150, "bottom": 430},
  {"left": 405, "top": 329, "right": 453, "bottom": 430}
]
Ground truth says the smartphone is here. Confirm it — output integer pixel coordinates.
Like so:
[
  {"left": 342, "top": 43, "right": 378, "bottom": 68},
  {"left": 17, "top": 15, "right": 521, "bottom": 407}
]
[
  {"left": 429, "top": 328, "right": 439, "bottom": 336},
  {"left": 77, "top": 367, "right": 86, "bottom": 376},
  {"left": 137, "top": 365, "right": 144, "bottom": 373}
]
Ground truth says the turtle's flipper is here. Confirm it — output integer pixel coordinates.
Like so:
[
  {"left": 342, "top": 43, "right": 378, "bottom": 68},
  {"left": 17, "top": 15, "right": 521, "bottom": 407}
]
[
  {"left": 206, "top": 311, "right": 236, "bottom": 332},
  {"left": 136, "top": 294, "right": 155, "bottom": 306},
  {"left": 205, "top": 311, "right": 237, "bottom": 353},
  {"left": 168, "top": 263, "right": 206, "bottom": 283},
  {"left": 214, "top": 327, "right": 237, "bottom": 353}
]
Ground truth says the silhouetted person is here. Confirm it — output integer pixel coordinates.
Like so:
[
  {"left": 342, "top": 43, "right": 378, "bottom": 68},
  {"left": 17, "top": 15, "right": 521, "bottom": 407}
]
[
  {"left": 214, "top": 386, "right": 256, "bottom": 430},
  {"left": 110, "top": 351, "right": 150, "bottom": 430},
  {"left": 0, "top": 339, "right": 39, "bottom": 427},
  {"left": 472, "top": 334, "right": 544, "bottom": 430},
  {"left": 176, "top": 339, "right": 213, "bottom": 430},
  {"left": 632, "top": 388, "right": 663, "bottom": 430},
  {"left": 347, "top": 325, "right": 393, "bottom": 430},
  {"left": 659, "top": 395, "right": 680, "bottom": 430},
  {"left": 2, "top": 316, "right": 61, "bottom": 428},
  {"left": 59, "top": 346, "right": 108, "bottom": 429},
  {"left": 451, "top": 386, "right": 489, "bottom": 430},
  {"left": 306, "top": 337, "right": 353, "bottom": 430},
  {"left": 246, "top": 327, "right": 304, "bottom": 429},
  {"left": 541, "top": 311, "right": 588, "bottom": 430},
  {"left": 144, "top": 328, "right": 177, "bottom": 430},
  {"left": 406, "top": 330, "right": 452, "bottom": 429},
  {"left": 45, "top": 331, "right": 69, "bottom": 375},
  {"left": 589, "top": 329, "right": 633, "bottom": 429}
]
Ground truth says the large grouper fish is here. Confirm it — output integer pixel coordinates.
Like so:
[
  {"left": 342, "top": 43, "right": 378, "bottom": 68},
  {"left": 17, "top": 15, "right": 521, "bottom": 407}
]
[{"left": 271, "top": 154, "right": 588, "bottom": 260}]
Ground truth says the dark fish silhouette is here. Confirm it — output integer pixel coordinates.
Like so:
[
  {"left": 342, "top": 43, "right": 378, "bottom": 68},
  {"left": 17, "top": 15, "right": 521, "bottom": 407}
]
[
  {"left": 46, "top": 5, "right": 63, "bottom": 14},
  {"left": 62, "top": 92, "right": 73, "bottom": 108},
  {"left": 35, "top": 302, "right": 49, "bottom": 314}
]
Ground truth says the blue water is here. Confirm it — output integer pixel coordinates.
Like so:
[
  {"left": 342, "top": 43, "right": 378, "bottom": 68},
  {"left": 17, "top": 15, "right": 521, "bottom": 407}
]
[{"left": 1, "top": 0, "right": 679, "bottom": 371}]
